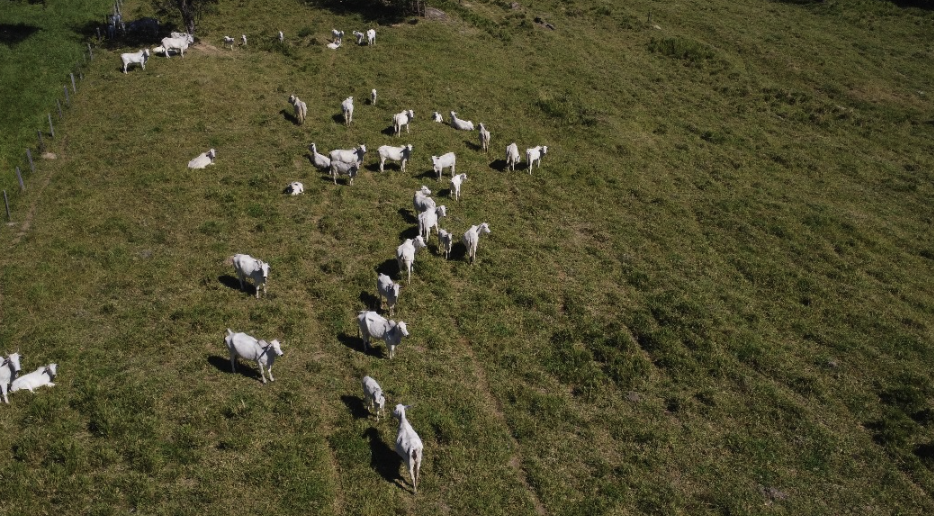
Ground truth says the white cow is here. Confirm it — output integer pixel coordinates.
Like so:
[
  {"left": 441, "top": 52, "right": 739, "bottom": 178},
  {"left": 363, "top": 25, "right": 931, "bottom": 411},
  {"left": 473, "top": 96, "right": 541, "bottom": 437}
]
[
  {"left": 161, "top": 33, "right": 193, "bottom": 58},
  {"left": 378, "top": 144, "right": 412, "bottom": 173},
  {"left": 342, "top": 96, "right": 354, "bottom": 125},
  {"left": 308, "top": 143, "right": 331, "bottom": 170},
  {"left": 10, "top": 363, "right": 57, "bottom": 394},
  {"left": 285, "top": 181, "right": 304, "bottom": 195},
  {"left": 223, "top": 36, "right": 235, "bottom": 49},
  {"left": 366, "top": 28, "right": 376, "bottom": 45},
  {"left": 224, "top": 329, "right": 283, "bottom": 384},
  {"left": 450, "top": 173, "right": 467, "bottom": 201},
  {"left": 431, "top": 152, "right": 456, "bottom": 181},
  {"left": 526, "top": 145, "right": 548, "bottom": 174},
  {"left": 188, "top": 149, "right": 216, "bottom": 169},
  {"left": 394, "top": 404, "right": 423, "bottom": 493},
  {"left": 505, "top": 143, "right": 520, "bottom": 171},
  {"left": 228, "top": 253, "right": 270, "bottom": 298},
  {"left": 289, "top": 94, "right": 307, "bottom": 125},
  {"left": 357, "top": 311, "right": 409, "bottom": 359},
  {"left": 393, "top": 110, "right": 414, "bottom": 136},
  {"left": 449, "top": 111, "right": 474, "bottom": 131},
  {"left": 120, "top": 49, "right": 150, "bottom": 74},
  {"left": 362, "top": 376, "right": 386, "bottom": 422},
  {"left": 463, "top": 222, "right": 491, "bottom": 265},
  {"left": 0, "top": 353, "right": 22, "bottom": 404}
]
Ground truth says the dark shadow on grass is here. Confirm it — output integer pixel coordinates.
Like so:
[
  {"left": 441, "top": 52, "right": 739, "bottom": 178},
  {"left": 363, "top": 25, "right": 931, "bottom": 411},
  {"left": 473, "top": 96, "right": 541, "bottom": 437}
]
[
  {"left": 363, "top": 427, "right": 404, "bottom": 488},
  {"left": 332, "top": 113, "right": 347, "bottom": 125},
  {"left": 341, "top": 394, "right": 371, "bottom": 419},
  {"left": 417, "top": 170, "right": 438, "bottom": 180},
  {"left": 375, "top": 258, "right": 397, "bottom": 277},
  {"left": 464, "top": 140, "right": 483, "bottom": 152},
  {"left": 438, "top": 188, "right": 452, "bottom": 198},
  {"left": 337, "top": 332, "right": 385, "bottom": 358},
  {"left": 360, "top": 290, "right": 381, "bottom": 310},
  {"left": 397, "top": 207, "right": 417, "bottom": 224},
  {"left": 280, "top": 109, "right": 299, "bottom": 125},
  {"left": 365, "top": 162, "right": 382, "bottom": 173},
  {"left": 398, "top": 226, "right": 419, "bottom": 241},
  {"left": 207, "top": 355, "right": 263, "bottom": 381},
  {"left": 381, "top": 125, "right": 395, "bottom": 136},
  {"left": 0, "top": 23, "right": 40, "bottom": 47},
  {"left": 449, "top": 242, "right": 468, "bottom": 262},
  {"left": 489, "top": 159, "right": 509, "bottom": 172},
  {"left": 299, "top": 0, "right": 408, "bottom": 24},
  {"left": 219, "top": 275, "right": 242, "bottom": 291}
]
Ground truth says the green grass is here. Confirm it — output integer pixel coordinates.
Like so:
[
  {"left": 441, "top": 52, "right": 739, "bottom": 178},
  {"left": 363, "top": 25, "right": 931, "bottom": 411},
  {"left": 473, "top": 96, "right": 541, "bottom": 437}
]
[
  {"left": 2, "top": 0, "right": 934, "bottom": 513},
  {"left": 0, "top": 0, "right": 112, "bottom": 210}
]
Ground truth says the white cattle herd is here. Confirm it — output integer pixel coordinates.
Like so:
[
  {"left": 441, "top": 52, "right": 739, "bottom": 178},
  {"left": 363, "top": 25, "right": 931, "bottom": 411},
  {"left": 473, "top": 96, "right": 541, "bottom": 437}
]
[{"left": 52, "top": 24, "right": 554, "bottom": 494}]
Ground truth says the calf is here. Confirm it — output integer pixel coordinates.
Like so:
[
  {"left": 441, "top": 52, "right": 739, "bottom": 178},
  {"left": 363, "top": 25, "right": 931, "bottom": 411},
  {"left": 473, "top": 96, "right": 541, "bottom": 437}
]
[
  {"left": 121, "top": 49, "right": 150, "bottom": 74},
  {"left": 0, "top": 353, "right": 22, "bottom": 404}
]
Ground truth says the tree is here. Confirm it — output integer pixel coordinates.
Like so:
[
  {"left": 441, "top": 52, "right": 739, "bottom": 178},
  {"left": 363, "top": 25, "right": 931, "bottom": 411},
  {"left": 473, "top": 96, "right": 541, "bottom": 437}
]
[{"left": 152, "top": 0, "right": 217, "bottom": 37}]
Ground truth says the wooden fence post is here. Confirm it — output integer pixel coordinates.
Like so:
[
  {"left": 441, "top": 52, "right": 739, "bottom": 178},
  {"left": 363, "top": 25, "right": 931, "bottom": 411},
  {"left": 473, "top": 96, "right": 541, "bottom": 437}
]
[
  {"left": 57, "top": 99, "right": 63, "bottom": 119},
  {"left": 16, "top": 168, "right": 25, "bottom": 191},
  {"left": 3, "top": 190, "right": 10, "bottom": 222},
  {"left": 71, "top": 73, "right": 77, "bottom": 94},
  {"left": 88, "top": 43, "right": 94, "bottom": 60},
  {"left": 48, "top": 114, "right": 55, "bottom": 138},
  {"left": 37, "top": 130, "right": 44, "bottom": 152},
  {"left": 26, "top": 149, "right": 35, "bottom": 173}
]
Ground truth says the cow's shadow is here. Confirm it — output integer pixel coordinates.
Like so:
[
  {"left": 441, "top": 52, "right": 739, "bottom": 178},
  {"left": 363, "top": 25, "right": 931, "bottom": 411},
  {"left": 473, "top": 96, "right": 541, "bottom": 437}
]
[
  {"left": 207, "top": 355, "right": 263, "bottom": 381},
  {"left": 341, "top": 394, "right": 371, "bottom": 419},
  {"left": 464, "top": 140, "right": 483, "bottom": 152},
  {"left": 280, "top": 109, "right": 299, "bottom": 125},
  {"left": 397, "top": 207, "right": 417, "bottom": 224},
  {"left": 489, "top": 159, "right": 509, "bottom": 172},
  {"left": 359, "top": 290, "right": 381, "bottom": 311},
  {"left": 364, "top": 427, "right": 405, "bottom": 489},
  {"left": 337, "top": 332, "right": 386, "bottom": 358}
]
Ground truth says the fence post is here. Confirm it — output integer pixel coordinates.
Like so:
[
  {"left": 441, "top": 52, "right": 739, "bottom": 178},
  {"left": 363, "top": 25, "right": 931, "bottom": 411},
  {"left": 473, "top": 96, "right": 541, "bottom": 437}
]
[
  {"left": 48, "top": 114, "right": 55, "bottom": 138},
  {"left": 56, "top": 99, "right": 63, "bottom": 119},
  {"left": 37, "top": 130, "right": 44, "bottom": 152},
  {"left": 26, "top": 149, "right": 35, "bottom": 173},
  {"left": 16, "top": 168, "right": 25, "bottom": 191},
  {"left": 64, "top": 85, "right": 70, "bottom": 105},
  {"left": 3, "top": 190, "right": 10, "bottom": 222},
  {"left": 88, "top": 43, "right": 94, "bottom": 60},
  {"left": 96, "top": 27, "right": 101, "bottom": 41},
  {"left": 70, "top": 73, "right": 77, "bottom": 94}
]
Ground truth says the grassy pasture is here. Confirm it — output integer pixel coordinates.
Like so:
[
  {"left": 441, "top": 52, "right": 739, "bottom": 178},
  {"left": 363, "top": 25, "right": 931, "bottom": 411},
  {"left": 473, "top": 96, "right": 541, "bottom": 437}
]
[
  {"left": 0, "top": 0, "right": 113, "bottom": 210},
  {"left": 2, "top": 0, "right": 934, "bottom": 514}
]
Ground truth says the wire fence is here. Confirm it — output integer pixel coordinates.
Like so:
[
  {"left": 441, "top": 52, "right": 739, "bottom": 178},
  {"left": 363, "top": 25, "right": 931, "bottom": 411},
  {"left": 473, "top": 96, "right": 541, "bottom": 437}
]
[{"left": 4, "top": 0, "right": 127, "bottom": 226}]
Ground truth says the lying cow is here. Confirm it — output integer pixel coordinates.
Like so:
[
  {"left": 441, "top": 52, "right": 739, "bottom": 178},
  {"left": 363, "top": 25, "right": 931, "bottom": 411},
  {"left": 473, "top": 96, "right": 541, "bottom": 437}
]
[{"left": 11, "top": 363, "right": 57, "bottom": 394}]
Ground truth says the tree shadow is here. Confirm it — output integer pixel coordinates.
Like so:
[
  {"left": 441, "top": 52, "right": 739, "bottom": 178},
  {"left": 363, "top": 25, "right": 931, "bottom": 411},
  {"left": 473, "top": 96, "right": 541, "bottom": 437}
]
[
  {"left": 360, "top": 290, "right": 381, "bottom": 310},
  {"left": 363, "top": 427, "right": 404, "bottom": 488},
  {"left": 0, "top": 23, "right": 40, "bottom": 47},
  {"left": 300, "top": 0, "right": 408, "bottom": 24},
  {"left": 489, "top": 159, "right": 509, "bottom": 172},
  {"left": 337, "top": 332, "right": 386, "bottom": 358},
  {"left": 207, "top": 355, "right": 263, "bottom": 381},
  {"left": 341, "top": 394, "right": 371, "bottom": 419},
  {"left": 464, "top": 140, "right": 483, "bottom": 152},
  {"left": 397, "top": 207, "right": 417, "bottom": 224},
  {"left": 280, "top": 109, "right": 299, "bottom": 125}
]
